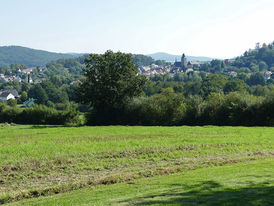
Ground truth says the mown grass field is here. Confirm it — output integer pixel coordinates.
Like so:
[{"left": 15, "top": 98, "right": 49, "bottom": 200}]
[
  {"left": 0, "top": 125, "right": 274, "bottom": 205},
  {"left": 11, "top": 159, "right": 274, "bottom": 206}
]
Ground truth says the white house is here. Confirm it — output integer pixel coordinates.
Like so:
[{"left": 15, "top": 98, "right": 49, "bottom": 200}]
[
  {"left": 0, "top": 89, "right": 19, "bottom": 101},
  {"left": 230, "top": 71, "right": 238, "bottom": 77},
  {"left": 0, "top": 92, "right": 15, "bottom": 101},
  {"left": 264, "top": 71, "right": 272, "bottom": 80}
]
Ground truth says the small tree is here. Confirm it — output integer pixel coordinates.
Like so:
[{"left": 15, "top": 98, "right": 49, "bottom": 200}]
[
  {"left": 7, "top": 99, "right": 17, "bottom": 107},
  {"left": 20, "top": 91, "right": 28, "bottom": 103},
  {"left": 28, "top": 84, "right": 48, "bottom": 105}
]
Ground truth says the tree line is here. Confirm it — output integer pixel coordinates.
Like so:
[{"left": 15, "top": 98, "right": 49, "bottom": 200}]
[{"left": 78, "top": 49, "right": 274, "bottom": 126}]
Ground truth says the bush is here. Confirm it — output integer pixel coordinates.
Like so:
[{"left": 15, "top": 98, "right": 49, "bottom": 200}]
[
  {"left": 86, "top": 88, "right": 186, "bottom": 126},
  {"left": 7, "top": 99, "right": 17, "bottom": 107},
  {"left": 135, "top": 88, "right": 185, "bottom": 125},
  {"left": 21, "top": 105, "right": 81, "bottom": 125},
  {"left": 0, "top": 103, "right": 82, "bottom": 125},
  {"left": 0, "top": 103, "right": 21, "bottom": 123},
  {"left": 85, "top": 90, "right": 274, "bottom": 126}
]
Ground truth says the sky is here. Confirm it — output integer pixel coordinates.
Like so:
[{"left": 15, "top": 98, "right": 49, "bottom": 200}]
[{"left": 0, "top": 0, "right": 274, "bottom": 58}]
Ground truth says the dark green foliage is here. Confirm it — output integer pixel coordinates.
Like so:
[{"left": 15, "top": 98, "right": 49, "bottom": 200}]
[
  {"left": 40, "top": 81, "right": 69, "bottom": 103},
  {"left": 143, "top": 81, "right": 162, "bottom": 96},
  {"left": 133, "top": 54, "right": 154, "bottom": 66},
  {"left": 232, "top": 42, "right": 274, "bottom": 70},
  {"left": 20, "top": 91, "right": 28, "bottom": 103},
  {"left": 79, "top": 50, "right": 147, "bottom": 124},
  {"left": 184, "top": 81, "right": 202, "bottom": 97},
  {"left": 21, "top": 105, "right": 80, "bottom": 125},
  {"left": 7, "top": 99, "right": 17, "bottom": 107},
  {"left": 27, "top": 80, "right": 69, "bottom": 105},
  {"left": 46, "top": 56, "right": 86, "bottom": 78},
  {"left": 45, "top": 63, "right": 71, "bottom": 78},
  {"left": 0, "top": 102, "right": 21, "bottom": 123},
  {"left": 210, "top": 59, "right": 224, "bottom": 73},
  {"left": 63, "top": 84, "right": 80, "bottom": 102},
  {"left": 124, "top": 88, "right": 185, "bottom": 125},
  {"left": 201, "top": 74, "right": 227, "bottom": 97},
  {"left": 28, "top": 84, "right": 48, "bottom": 104},
  {"left": 0, "top": 103, "right": 81, "bottom": 125},
  {"left": 251, "top": 85, "right": 270, "bottom": 96},
  {"left": 223, "top": 79, "right": 248, "bottom": 94},
  {"left": 84, "top": 91, "right": 274, "bottom": 126},
  {"left": 248, "top": 73, "right": 265, "bottom": 86}
]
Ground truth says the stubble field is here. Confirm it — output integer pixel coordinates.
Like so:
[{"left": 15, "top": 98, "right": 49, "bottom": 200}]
[{"left": 0, "top": 125, "right": 273, "bottom": 205}]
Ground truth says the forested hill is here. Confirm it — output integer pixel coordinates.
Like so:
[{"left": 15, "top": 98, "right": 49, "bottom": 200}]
[
  {"left": 0, "top": 46, "right": 75, "bottom": 67},
  {"left": 232, "top": 42, "right": 274, "bottom": 70},
  {"left": 0, "top": 46, "right": 168, "bottom": 68}
]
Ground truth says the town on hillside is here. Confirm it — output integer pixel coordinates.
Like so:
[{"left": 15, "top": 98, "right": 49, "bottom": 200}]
[{"left": 138, "top": 53, "right": 273, "bottom": 80}]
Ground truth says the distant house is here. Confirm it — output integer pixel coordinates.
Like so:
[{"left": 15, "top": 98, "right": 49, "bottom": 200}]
[
  {"left": 34, "top": 79, "right": 43, "bottom": 84},
  {"left": 187, "top": 61, "right": 199, "bottom": 69},
  {"left": 264, "top": 71, "right": 272, "bottom": 80},
  {"left": 0, "top": 89, "right": 19, "bottom": 98},
  {"left": 22, "top": 69, "right": 33, "bottom": 74},
  {"left": 0, "top": 89, "right": 19, "bottom": 101},
  {"left": 0, "top": 92, "right": 15, "bottom": 101},
  {"left": 23, "top": 98, "right": 35, "bottom": 107},
  {"left": 230, "top": 71, "right": 237, "bottom": 77},
  {"left": 70, "top": 80, "right": 81, "bottom": 85}
]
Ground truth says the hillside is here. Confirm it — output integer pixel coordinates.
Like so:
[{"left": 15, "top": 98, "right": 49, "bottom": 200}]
[
  {"left": 147, "top": 52, "right": 215, "bottom": 62},
  {"left": 232, "top": 42, "right": 274, "bottom": 70},
  {"left": 0, "top": 46, "right": 75, "bottom": 67},
  {"left": 0, "top": 46, "right": 218, "bottom": 68}
]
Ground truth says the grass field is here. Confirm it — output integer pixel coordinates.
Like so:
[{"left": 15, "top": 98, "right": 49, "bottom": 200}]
[
  {"left": 0, "top": 125, "right": 274, "bottom": 205},
  {"left": 10, "top": 159, "right": 274, "bottom": 206}
]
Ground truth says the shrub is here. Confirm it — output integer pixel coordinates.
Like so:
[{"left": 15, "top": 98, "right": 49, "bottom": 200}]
[
  {"left": 0, "top": 103, "right": 81, "bottom": 125},
  {"left": 7, "top": 99, "right": 17, "bottom": 107}
]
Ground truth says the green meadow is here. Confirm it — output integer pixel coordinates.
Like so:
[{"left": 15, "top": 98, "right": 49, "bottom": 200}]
[{"left": 0, "top": 125, "right": 273, "bottom": 205}]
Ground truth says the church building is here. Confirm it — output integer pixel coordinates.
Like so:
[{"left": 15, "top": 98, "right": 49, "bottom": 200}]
[{"left": 174, "top": 53, "right": 187, "bottom": 72}]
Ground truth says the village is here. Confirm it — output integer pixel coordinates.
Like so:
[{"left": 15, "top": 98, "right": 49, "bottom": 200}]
[
  {"left": 138, "top": 53, "right": 273, "bottom": 81},
  {"left": 0, "top": 67, "right": 45, "bottom": 84}
]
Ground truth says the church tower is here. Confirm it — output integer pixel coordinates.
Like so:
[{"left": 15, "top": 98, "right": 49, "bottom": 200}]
[{"left": 181, "top": 53, "right": 187, "bottom": 71}]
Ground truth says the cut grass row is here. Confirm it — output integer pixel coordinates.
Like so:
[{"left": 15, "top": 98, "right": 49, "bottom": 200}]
[
  {"left": 9, "top": 158, "right": 274, "bottom": 206},
  {"left": 0, "top": 125, "right": 274, "bottom": 204}
]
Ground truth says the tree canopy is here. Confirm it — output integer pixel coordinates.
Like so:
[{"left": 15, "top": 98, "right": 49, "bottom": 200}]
[{"left": 79, "top": 50, "right": 147, "bottom": 109}]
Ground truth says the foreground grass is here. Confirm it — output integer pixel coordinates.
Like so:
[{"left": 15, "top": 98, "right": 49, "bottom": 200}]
[
  {"left": 10, "top": 159, "right": 274, "bottom": 206},
  {"left": 0, "top": 125, "right": 274, "bottom": 204}
]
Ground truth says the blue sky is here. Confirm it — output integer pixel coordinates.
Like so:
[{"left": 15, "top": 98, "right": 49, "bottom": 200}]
[{"left": 1, "top": 0, "right": 274, "bottom": 58}]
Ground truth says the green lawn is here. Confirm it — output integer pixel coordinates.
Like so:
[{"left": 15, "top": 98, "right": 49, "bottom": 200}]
[
  {"left": 0, "top": 125, "right": 273, "bottom": 204},
  {"left": 11, "top": 159, "right": 274, "bottom": 206}
]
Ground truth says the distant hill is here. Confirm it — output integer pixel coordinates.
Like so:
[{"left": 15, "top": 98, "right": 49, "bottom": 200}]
[
  {"left": 66, "top": 53, "right": 87, "bottom": 57},
  {"left": 147, "top": 52, "right": 215, "bottom": 62},
  {"left": 0, "top": 46, "right": 75, "bottom": 67},
  {"left": 0, "top": 46, "right": 217, "bottom": 68}
]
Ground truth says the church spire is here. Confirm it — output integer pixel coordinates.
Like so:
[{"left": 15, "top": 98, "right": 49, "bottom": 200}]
[{"left": 181, "top": 53, "right": 187, "bottom": 70}]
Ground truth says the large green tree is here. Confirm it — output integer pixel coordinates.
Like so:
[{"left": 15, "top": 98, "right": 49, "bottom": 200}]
[
  {"left": 79, "top": 50, "right": 146, "bottom": 111},
  {"left": 28, "top": 84, "right": 48, "bottom": 105}
]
